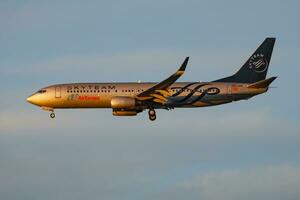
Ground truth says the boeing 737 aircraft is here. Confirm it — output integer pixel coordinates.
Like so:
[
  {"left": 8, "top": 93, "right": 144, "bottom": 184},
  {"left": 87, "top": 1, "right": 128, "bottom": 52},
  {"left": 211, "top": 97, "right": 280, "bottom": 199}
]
[{"left": 27, "top": 38, "right": 276, "bottom": 121}]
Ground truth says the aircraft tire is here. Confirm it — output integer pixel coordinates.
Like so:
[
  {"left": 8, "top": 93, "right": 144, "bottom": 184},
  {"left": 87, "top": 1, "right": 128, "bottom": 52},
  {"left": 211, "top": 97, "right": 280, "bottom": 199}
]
[
  {"left": 148, "top": 109, "right": 156, "bottom": 116},
  {"left": 50, "top": 112, "right": 55, "bottom": 118},
  {"left": 149, "top": 114, "right": 156, "bottom": 121}
]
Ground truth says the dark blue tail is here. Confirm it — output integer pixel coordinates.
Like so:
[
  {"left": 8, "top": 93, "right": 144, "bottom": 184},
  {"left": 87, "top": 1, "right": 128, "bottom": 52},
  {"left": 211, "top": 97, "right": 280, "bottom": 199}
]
[{"left": 214, "top": 38, "right": 275, "bottom": 83}]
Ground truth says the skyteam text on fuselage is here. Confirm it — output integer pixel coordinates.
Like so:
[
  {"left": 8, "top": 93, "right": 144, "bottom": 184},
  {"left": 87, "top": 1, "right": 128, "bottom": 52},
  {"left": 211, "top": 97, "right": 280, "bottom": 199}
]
[{"left": 27, "top": 38, "right": 277, "bottom": 121}]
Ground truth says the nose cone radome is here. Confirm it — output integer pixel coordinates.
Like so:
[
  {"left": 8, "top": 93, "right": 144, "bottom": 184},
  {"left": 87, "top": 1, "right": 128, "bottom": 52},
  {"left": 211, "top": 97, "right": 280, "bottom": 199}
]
[{"left": 26, "top": 94, "right": 39, "bottom": 105}]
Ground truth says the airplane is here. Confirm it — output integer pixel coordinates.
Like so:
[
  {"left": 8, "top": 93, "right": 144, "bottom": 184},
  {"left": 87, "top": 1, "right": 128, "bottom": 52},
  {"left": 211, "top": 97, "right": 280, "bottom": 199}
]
[{"left": 27, "top": 38, "right": 277, "bottom": 121}]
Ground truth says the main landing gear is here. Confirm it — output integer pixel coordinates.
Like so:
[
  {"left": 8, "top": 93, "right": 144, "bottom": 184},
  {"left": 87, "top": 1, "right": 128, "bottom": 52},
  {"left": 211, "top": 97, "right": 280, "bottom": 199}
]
[{"left": 148, "top": 108, "right": 156, "bottom": 121}]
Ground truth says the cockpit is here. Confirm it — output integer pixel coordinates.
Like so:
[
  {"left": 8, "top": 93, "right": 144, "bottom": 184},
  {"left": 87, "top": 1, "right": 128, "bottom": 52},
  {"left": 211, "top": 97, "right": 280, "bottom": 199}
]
[{"left": 37, "top": 89, "right": 47, "bottom": 94}]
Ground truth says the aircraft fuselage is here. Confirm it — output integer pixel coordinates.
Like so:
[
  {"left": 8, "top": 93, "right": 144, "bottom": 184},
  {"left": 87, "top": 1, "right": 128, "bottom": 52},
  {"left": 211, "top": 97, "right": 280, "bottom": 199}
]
[{"left": 27, "top": 82, "right": 266, "bottom": 109}]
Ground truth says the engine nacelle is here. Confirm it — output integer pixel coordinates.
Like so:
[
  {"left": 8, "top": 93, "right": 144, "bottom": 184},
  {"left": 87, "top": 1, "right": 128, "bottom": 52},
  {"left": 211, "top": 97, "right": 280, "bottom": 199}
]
[
  {"left": 111, "top": 96, "right": 136, "bottom": 109},
  {"left": 112, "top": 110, "right": 138, "bottom": 116}
]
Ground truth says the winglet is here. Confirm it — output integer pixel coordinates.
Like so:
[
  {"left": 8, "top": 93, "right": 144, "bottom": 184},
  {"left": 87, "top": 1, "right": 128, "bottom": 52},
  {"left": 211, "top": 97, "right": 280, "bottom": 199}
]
[
  {"left": 179, "top": 57, "right": 189, "bottom": 72},
  {"left": 137, "top": 57, "right": 189, "bottom": 98}
]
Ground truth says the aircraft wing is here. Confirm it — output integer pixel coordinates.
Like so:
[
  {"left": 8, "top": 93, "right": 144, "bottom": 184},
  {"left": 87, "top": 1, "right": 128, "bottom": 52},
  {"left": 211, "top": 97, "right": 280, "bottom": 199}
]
[{"left": 136, "top": 57, "right": 189, "bottom": 104}]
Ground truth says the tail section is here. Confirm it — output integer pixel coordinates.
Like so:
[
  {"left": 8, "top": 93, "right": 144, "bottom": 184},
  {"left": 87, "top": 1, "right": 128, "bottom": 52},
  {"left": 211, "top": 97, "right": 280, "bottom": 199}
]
[{"left": 214, "top": 38, "right": 276, "bottom": 83}]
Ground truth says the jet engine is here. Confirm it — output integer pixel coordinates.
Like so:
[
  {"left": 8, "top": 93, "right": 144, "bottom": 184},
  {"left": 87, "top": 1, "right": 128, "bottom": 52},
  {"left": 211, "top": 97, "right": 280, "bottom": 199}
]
[{"left": 111, "top": 96, "right": 136, "bottom": 109}]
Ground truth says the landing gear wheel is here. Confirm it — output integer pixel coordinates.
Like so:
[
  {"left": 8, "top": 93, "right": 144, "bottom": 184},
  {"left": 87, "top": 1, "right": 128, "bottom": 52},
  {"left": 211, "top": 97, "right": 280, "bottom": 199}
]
[
  {"left": 50, "top": 112, "right": 55, "bottom": 118},
  {"left": 148, "top": 109, "right": 156, "bottom": 116},
  {"left": 149, "top": 114, "right": 156, "bottom": 121},
  {"left": 148, "top": 108, "right": 156, "bottom": 121}
]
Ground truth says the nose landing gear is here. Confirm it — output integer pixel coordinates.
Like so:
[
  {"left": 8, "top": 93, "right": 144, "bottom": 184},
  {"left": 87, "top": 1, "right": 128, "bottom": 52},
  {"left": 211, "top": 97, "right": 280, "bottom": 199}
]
[
  {"left": 148, "top": 108, "right": 156, "bottom": 121},
  {"left": 41, "top": 107, "right": 55, "bottom": 119},
  {"left": 50, "top": 112, "right": 55, "bottom": 118}
]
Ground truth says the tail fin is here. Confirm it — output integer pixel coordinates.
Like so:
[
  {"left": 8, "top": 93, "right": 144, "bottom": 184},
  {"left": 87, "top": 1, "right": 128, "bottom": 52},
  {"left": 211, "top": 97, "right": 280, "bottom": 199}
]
[{"left": 214, "top": 38, "right": 276, "bottom": 83}]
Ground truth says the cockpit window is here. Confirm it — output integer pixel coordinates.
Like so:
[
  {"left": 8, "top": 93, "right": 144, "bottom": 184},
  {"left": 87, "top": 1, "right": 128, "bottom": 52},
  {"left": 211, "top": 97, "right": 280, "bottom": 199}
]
[{"left": 37, "top": 90, "right": 47, "bottom": 93}]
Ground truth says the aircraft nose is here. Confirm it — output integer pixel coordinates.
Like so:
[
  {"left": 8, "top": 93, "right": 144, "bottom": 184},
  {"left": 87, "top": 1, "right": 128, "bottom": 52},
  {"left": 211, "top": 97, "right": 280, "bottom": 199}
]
[
  {"left": 26, "top": 95, "right": 34, "bottom": 104},
  {"left": 26, "top": 94, "right": 38, "bottom": 105}
]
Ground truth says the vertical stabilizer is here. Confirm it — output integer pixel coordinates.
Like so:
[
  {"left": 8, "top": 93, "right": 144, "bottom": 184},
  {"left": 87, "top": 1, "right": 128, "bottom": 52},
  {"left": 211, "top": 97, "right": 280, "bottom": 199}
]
[{"left": 214, "top": 38, "right": 275, "bottom": 83}]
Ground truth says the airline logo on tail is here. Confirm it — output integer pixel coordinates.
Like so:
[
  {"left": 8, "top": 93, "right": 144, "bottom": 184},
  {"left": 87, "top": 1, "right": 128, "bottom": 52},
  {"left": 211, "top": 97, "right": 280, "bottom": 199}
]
[{"left": 249, "top": 54, "right": 268, "bottom": 73}]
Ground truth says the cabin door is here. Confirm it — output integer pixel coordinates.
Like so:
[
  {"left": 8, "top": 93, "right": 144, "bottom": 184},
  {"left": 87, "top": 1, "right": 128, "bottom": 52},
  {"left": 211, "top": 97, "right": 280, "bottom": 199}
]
[{"left": 55, "top": 86, "right": 61, "bottom": 98}]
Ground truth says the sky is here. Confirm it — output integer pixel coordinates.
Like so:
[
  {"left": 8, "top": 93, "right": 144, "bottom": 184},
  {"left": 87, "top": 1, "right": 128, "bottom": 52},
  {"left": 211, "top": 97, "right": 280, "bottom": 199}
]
[{"left": 0, "top": 0, "right": 300, "bottom": 199}]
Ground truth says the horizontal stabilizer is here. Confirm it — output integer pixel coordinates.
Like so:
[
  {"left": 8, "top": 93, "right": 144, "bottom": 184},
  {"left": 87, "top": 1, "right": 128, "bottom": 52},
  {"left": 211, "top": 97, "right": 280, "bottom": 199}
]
[{"left": 247, "top": 77, "right": 277, "bottom": 88}]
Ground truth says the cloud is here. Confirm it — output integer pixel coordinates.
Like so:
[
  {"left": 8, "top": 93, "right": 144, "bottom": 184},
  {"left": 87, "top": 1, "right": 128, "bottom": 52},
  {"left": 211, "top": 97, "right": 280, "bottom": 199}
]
[{"left": 160, "top": 164, "right": 300, "bottom": 200}]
